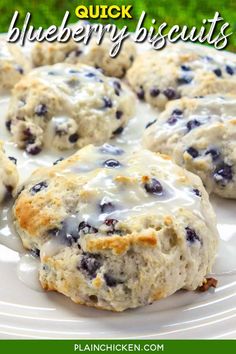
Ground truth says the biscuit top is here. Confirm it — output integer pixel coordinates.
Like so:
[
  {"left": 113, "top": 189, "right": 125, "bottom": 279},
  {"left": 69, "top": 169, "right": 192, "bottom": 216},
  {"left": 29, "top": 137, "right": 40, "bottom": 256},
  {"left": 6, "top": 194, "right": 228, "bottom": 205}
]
[
  {"left": 26, "top": 63, "right": 125, "bottom": 106},
  {"left": 58, "top": 144, "right": 202, "bottom": 226},
  {"left": 144, "top": 95, "right": 236, "bottom": 141},
  {"left": 127, "top": 43, "right": 236, "bottom": 110},
  {"left": 141, "top": 44, "right": 236, "bottom": 82}
]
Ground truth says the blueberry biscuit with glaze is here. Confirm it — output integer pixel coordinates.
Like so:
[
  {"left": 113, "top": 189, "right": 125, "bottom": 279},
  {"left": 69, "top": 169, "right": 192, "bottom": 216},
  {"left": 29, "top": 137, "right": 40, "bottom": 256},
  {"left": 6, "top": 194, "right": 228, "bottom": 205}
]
[
  {"left": 0, "top": 40, "right": 31, "bottom": 91},
  {"left": 0, "top": 141, "right": 18, "bottom": 203},
  {"left": 32, "top": 37, "right": 136, "bottom": 78},
  {"left": 13, "top": 144, "right": 218, "bottom": 311},
  {"left": 6, "top": 63, "right": 134, "bottom": 155},
  {"left": 143, "top": 95, "right": 236, "bottom": 198},
  {"left": 127, "top": 44, "right": 236, "bottom": 109}
]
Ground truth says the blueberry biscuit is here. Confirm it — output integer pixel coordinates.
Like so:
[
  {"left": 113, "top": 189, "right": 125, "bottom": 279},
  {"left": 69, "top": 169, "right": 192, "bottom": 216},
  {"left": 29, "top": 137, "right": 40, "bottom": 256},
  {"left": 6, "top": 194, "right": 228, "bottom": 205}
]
[
  {"left": 127, "top": 44, "right": 236, "bottom": 109},
  {"left": 32, "top": 38, "right": 136, "bottom": 78},
  {"left": 0, "top": 40, "right": 31, "bottom": 91},
  {"left": 6, "top": 63, "right": 134, "bottom": 155},
  {"left": 13, "top": 144, "right": 218, "bottom": 311},
  {"left": 143, "top": 95, "right": 236, "bottom": 198},
  {"left": 0, "top": 141, "right": 18, "bottom": 203}
]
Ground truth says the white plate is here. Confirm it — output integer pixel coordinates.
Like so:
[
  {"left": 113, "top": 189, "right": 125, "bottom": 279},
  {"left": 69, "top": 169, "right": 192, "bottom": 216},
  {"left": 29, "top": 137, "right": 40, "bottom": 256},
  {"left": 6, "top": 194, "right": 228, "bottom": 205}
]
[{"left": 1, "top": 44, "right": 236, "bottom": 339}]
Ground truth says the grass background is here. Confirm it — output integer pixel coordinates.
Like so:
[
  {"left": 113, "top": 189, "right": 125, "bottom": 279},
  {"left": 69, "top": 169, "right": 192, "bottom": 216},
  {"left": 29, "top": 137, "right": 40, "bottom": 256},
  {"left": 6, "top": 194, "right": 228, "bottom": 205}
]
[{"left": 0, "top": 0, "right": 235, "bottom": 51}]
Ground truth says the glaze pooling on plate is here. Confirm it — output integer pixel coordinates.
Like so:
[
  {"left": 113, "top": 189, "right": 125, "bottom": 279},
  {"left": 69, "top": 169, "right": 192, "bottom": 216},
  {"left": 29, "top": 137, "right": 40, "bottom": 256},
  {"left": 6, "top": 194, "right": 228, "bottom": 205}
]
[
  {"left": 17, "top": 253, "right": 42, "bottom": 292},
  {"left": 6, "top": 63, "right": 135, "bottom": 154},
  {"left": 0, "top": 201, "right": 24, "bottom": 252},
  {"left": 12, "top": 144, "right": 218, "bottom": 311},
  {"left": 143, "top": 95, "right": 236, "bottom": 198}
]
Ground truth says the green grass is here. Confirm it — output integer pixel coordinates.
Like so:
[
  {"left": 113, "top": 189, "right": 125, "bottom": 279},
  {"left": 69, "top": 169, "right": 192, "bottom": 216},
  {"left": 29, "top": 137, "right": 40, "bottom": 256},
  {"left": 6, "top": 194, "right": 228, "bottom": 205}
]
[{"left": 0, "top": 0, "right": 235, "bottom": 51}]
